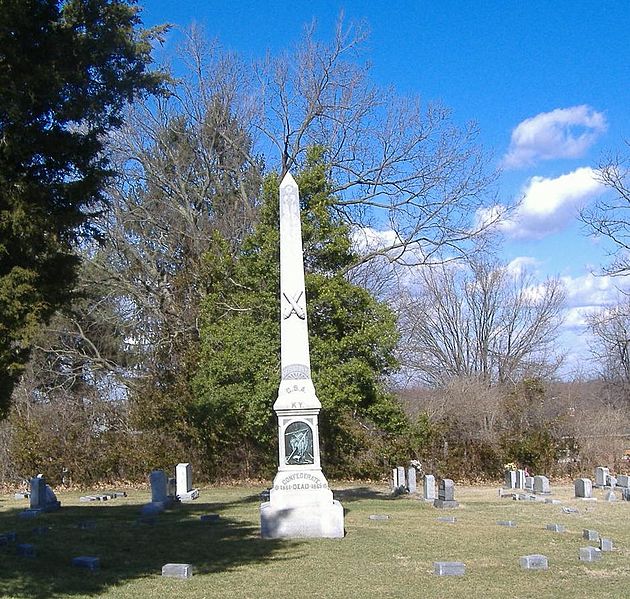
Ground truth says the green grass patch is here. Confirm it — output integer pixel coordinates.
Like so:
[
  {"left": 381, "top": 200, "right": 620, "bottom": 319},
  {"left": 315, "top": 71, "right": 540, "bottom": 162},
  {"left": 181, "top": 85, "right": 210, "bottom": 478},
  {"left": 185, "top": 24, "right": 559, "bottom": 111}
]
[{"left": 0, "top": 484, "right": 628, "bottom": 598}]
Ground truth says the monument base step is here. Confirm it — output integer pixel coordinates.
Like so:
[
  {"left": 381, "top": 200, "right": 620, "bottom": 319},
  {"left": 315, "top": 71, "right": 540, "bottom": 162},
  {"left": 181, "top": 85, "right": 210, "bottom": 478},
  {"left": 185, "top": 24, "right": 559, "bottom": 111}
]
[{"left": 260, "top": 499, "right": 344, "bottom": 539}]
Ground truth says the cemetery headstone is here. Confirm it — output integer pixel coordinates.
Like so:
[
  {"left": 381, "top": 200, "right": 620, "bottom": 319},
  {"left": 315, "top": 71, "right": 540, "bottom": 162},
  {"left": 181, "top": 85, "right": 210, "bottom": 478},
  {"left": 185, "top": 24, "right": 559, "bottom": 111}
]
[
  {"left": 497, "top": 520, "right": 517, "bottom": 527},
  {"left": 599, "top": 538, "right": 613, "bottom": 552},
  {"left": 504, "top": 470, "right": 517, "bottom": 488},
  {"left": 520, "top": 554, "right": 548, "bottom": 570},
  {"left": 583, "top": 529, "right": 599, "bottom": 541},
  {"left": 150, "top": 470, "right": 169, "bottom": 505},
  {"left": 533, "top": 475, "right": 550, "bottom": 494},
  {"left": 595, "top": 467, "right": 609, "bottom": 487},
  {"left": 200, "top": 514, "right": 220, "bottom": 523},
  {"left": 162, "top": 563, "right": 193, "bottom": 579},
  {"left": 574, "top": 478, "right": 593, "bottom": 499},
  {"left": 579, "top": 547, "right": 601, "bottom": 562},
  {"left": 72, "top": 556, "right": 100, "bottom": 571},
  {"left": 617, "top": 474, "right": 630, "bottom": 488},
  {"left": 407, "top": 466, "right": 417, "bottom": 494},
  {"left": 434, "top": 561, "right": 465, "bottom": 576},
  {"left": 16, "top": 543, "right": 35, "bottom": 558},
  {"left": 434, "top": 479, "right": 459, "bottom": 508},
  {"left": 368, "top": 514, "right": 390, "bottom": 521},
  {"left": 437, "top": 516, "right": 456, "bottom": 523},
  {"left": 29, "top": 475, "right": 61, "bottom": 512},
  {"left": 176, "top": 463, "right": 199, "bottom": 501},
  {"left": 525, "top": 476, "right": 534, "bottom": 491},
  {"left": 604, "top": 490, "right": 617, "bottom": 502},
  {"left": 546, "top": 524, "right": 565, "bottom": 533},
  {"left": 608, "top": 475, "right": 617, "bottom": 488},
  {"left": 423, "top": 475, "right": 436, "bottom": 501},
  {"left": 595, "top": 466, "right": 610, "bottom": 487},
  {"left": 515, "top": 469, "right": 526, "bottom": 489}
]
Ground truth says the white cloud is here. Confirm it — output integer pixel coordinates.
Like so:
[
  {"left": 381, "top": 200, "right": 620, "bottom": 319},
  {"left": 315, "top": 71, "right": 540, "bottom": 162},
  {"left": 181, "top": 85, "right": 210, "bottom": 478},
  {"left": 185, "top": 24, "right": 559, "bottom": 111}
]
[
  {"left": 506, "top": 256, "right": 539, "bottom": 277},
  {"left": 502, "top": 105, "right": 607, "bottom": 169},
  {"left": 497, "top": 167, "right": 605, "bottom": 239},
  {"left": 561, "top": 272, "right": 630, "bottom": 310}
]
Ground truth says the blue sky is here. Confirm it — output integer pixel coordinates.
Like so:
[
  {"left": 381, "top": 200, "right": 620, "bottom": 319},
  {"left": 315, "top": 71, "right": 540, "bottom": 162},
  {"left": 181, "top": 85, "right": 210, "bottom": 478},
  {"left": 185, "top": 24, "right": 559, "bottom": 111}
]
[{"left": 138, "top": 1, "right": 630, "bottom": 376}]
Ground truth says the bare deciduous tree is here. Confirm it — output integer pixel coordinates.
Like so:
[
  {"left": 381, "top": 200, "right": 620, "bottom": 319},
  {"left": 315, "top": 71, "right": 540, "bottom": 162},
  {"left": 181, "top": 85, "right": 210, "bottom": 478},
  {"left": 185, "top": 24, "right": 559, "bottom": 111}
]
[
  {"left": 581, "top": 141, "right": 630, "bottom": 275},
  {"left": 254, "top": 18, "right": 500, "bottom": 270},
  {"left": 586, "top": 298, "right": 630, "bottom": 394},
  {"left": 396, "top": 259, "right": 565, "bottom": 386}
]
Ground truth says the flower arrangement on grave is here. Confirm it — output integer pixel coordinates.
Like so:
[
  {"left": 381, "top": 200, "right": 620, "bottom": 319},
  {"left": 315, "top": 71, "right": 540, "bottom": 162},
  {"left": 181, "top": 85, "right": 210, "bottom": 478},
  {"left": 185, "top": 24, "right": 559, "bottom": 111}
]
[{"left": 503, "top": 462, "right": 517, "bottom": 472}]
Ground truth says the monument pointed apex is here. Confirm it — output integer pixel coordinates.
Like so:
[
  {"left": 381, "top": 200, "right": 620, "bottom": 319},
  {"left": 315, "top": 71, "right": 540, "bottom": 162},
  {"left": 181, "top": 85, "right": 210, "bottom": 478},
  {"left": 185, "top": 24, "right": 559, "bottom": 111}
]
[{"left": 280, "top": 171, "right": 297, "bottom": 188}]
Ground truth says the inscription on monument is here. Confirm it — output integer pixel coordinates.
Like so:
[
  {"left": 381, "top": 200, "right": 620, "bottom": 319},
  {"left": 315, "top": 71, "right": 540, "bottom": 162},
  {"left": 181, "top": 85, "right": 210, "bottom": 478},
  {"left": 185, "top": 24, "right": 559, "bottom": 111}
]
[{"left": 284, "top": 421, "right": 314, "bottom": 465}]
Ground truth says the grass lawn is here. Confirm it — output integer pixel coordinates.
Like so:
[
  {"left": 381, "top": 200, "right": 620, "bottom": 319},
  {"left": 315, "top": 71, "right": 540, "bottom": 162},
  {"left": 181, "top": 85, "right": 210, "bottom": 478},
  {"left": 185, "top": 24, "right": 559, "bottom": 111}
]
[{"left": 0, "top": 483, "right": 628, "bottom": 598}]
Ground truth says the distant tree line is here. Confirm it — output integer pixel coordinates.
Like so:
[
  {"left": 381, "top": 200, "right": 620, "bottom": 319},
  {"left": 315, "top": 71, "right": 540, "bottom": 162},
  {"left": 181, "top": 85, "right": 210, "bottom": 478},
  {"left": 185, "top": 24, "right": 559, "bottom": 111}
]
[{"left": 1, "top": 8, "right": 629, "bottom": 486}]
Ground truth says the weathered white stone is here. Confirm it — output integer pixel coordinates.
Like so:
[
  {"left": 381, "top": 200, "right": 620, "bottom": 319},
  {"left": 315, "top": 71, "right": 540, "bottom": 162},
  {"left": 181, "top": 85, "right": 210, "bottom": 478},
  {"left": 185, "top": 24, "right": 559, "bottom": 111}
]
[
  {"left": 176, "top": 463, "right": 199, "bottom": 501},
  {"left": 407, "top": 467, "right": 417, "bottom": 494},
  {"left": 515, "top": 469, "right": 526, "bottom": 489},
  {"left": 504, "top": 470, "right": 517, "bottom": 488},
  {"left": 150, "top": 470, "right": 168, "bottom": 503},
  {"left": 260, "top": 173, "right": 344, "bottom": 539},
  {"left": 423, "top": 475, "right": 436, "bottom": 501}
]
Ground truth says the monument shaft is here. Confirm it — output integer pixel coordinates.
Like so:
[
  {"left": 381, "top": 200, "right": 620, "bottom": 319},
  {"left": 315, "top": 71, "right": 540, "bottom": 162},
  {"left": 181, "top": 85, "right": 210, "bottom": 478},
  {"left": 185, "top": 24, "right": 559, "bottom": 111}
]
[{"left": 260, "top": 172, "right": 344, "bottom": 539}]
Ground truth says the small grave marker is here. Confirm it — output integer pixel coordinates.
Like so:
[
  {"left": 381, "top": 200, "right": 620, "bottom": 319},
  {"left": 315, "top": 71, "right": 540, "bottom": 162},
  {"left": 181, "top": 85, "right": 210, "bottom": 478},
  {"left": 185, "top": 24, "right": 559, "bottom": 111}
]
[
  {"left": 407, "top": 466, "right": 417, "bottom": 494},
  {"left": 162, "top": 563, "right": 193, "bottom": 579},
  {"left": 437, "top": 516, "right": 456, "bottom": 523},
  {"left": 546, "top": 523, "right": 565, "bottom": 533},
  {"left": 497, "top": 520, "right": 517, "bottom": 527},
  {"left": 72, "top": 556, "right": 100, "bottom": 571},
  {"left": 16, "top": 543, "right": 35, "bottom": 557},
  {"left": 434, "top": 561, "right": 465, "bottom": 576},
  {"left": 599, "top": 538, "right": 613, "bottom": 552},
  {"left": 200, "top": 514, "right": 221, "bottom": 523},
  {"left": 583, "top": 529, "right": 599, "bottom": 541},
  {"left": 579, "top": 546, "right": 601, "bottom": 562},
  {"left": 520, "top": 554, "right": 548, "bottom": 570}
]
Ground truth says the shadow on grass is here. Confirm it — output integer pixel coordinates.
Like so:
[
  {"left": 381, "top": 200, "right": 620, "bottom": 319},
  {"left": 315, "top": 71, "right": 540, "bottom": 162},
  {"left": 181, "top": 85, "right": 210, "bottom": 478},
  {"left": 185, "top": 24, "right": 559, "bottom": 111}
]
[
  {"left": 0, "top": 496, "right": 299, "bottom": 598},
  {"left": 333, "top": 486, "right": 393, "bottom": 503}
]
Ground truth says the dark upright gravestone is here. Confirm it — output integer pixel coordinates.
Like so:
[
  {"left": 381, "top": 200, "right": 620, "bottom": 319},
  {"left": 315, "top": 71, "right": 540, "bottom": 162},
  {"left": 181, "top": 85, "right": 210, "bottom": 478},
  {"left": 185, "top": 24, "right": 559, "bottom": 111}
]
[{"left": 434, "top": 479, "right": 459, "bottom": 508}]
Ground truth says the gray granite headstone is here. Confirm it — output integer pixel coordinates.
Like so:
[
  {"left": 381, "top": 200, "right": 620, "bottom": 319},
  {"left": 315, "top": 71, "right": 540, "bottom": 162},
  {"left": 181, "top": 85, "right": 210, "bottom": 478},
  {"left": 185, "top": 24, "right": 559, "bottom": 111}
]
[
  {"left": 617, "top": 474, "right": 630, "bottom": 488},
  {"left": 574, "top": 478, "right": 592, "bottom": 498},
  {"left": 162, "top": 563, "right": 193, "bottom": 579},
  {"left": 594, "top": 467, "right": 609, "bottom": 487},
  {"left": 599, "top": 538, "right": 613, "bottom": 552},
  {"left": 497, "top": 520, "right": 517, "bottom": 527},
  {"left": 546, "top": 523, "right": 565, "bottom": 533},
  {"left": 504, "top": 470, "right": 517, "bottom": 488},
  {"left": 520, "top": 554, "right": 548, "bottom": 570},
  {"left": 533, "top": 475, "right": 550, "bottom": 494},
  {"left": 150, "top": 470, "right": 168, "bottom": 503},
  {"left": 434, "top": 479, "right": 458, "bottom": 508},
  {"left": 434, "top": 561, "right": 465, "bottom": 576},
  {"left": 524, "top": 476, "right": 534, "bottom": 491},
  {"left": 583, "top": 529, "right": 599, "bottom": 541},
  {"left": 579, "top": 546, "right": 601, "bottom": 562},
  {"left": 604, "top": 490, "right": 617, "bottom": 502}
]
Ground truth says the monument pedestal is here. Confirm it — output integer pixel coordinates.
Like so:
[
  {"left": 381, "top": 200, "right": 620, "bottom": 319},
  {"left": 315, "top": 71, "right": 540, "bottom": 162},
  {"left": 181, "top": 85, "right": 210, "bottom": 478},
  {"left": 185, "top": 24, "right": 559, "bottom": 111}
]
[{"left": 260, "top": 469, "right": 344, "bottom": 538}]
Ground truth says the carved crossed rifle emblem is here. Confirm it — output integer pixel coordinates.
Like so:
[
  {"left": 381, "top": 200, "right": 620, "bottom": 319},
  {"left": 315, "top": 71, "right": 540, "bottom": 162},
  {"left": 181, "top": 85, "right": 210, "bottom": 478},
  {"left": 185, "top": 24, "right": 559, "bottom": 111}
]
[{"left": 282, "top": 291, "right": 306, "bottom": 320}]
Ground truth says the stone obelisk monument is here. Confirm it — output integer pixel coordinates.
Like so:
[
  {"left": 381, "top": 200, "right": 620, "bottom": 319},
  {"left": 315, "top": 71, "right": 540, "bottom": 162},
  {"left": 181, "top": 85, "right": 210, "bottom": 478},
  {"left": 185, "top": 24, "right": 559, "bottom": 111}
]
[{"left": 260, "top": 172, "right": 344, "bottom": 539}]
